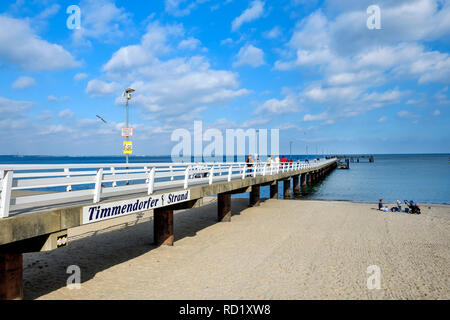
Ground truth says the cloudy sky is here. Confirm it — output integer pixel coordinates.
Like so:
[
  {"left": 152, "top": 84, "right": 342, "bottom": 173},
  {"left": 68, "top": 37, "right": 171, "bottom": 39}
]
[{"left": 0, "top": 0, "right": 449, "bottom": 156}]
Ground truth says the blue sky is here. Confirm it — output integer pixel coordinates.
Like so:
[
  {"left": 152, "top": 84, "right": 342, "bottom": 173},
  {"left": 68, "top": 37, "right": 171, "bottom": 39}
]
[{"left": 0, "top": 0, "right": 449, "bottom": 156}]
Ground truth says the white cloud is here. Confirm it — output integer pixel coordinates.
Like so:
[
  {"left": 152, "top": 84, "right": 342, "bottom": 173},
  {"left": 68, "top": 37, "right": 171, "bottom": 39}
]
[
  {"left": 263, "top": 26, "right": 282, "bottom": 39},
  {"left": 433, "top": 109, "right": 440, "bottom": 116},
  {"left": 86, "top": 79, "right": 121, "bottom": 97},
  {"left": 39, "top": 124, "right": 74, "bottom": 135},
  {"left": 241, "top": 118, "right": 270, "bottom": 128},
  {"left": 71, "top": 0, "right": 132, "bottom": 45},
  {"left": 378, "top": 116, "right": 387, "bottom": 123},
  {"left": 397, "top": 110, "right": 419, "bottom": 119},
  {"left": 0, "top": 96, "right": 34, "bottom": 118},
  {"left": 303, "top": 85, "right": 361, "bottom": 103},
  {"left": 12, "top": 76, "right": 36, "bottom": 89},
  {"left": 303, "top": 112, "right": 328, "bottom": 122},
  {"left": 254, "top": 94, "right": 301, "bottom": 114},
  {"left": 74, "top": 73, "right": 89, "bottom": 81},
  {"left": 220, "top": 38, "right": 233, "bottom": 46},
  {"left": 58, "top": 109, "right": 75, "bottom": 119},
  {"left": 0, "top": 15, "right": 79, "bottom": 71},
  {"left": 233, "top": 44, "right": 265, "bottom": 67},
  {"left": 36, "top": 3, "right": 61, "bottom": 19},
  {"left": 102, "top": 22, "right": 184, "bottom": 75},
  {"left": 95, "top": 22, "right": 250, "bottom": 120},
  {"left": 38, "top": 110, "right": 52, "bottom": 121},
  {"left": 231, "top": 0, "right": 265, "bottom": 31},
  {"left": 48, "top": 95, "right": 69, "bottom": 102},
  {"left": 165, "top": 0, "right": 210, "bottom": 17},
  {"left": 178, "top": 37, "right": 201, "bottom": 50}
]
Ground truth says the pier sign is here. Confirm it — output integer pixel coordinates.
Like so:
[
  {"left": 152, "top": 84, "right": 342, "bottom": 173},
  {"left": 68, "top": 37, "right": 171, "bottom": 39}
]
[
  {"left": 82, "top": 190, "right": 190, "bottom": 224},
  {"left": 123, "top": 141, "right": 132, "bottom": 154},
  {"left": 121, "top": 127, "right": 133, "bottom": 137}
]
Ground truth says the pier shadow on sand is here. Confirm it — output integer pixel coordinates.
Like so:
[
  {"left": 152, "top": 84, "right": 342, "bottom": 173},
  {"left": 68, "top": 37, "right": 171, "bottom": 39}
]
[{"left": 23, "top": 198, "right": 250, "bottom": 300}]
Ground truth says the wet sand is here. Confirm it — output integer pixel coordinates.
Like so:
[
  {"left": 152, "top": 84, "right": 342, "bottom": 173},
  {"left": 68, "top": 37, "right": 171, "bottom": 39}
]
[{"left": 23, "top": 198, "right": 450, "bottom": 300}]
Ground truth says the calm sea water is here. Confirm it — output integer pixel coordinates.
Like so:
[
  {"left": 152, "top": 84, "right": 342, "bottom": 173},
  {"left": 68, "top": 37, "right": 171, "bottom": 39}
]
[{"left": 1, "top": 154, "right": 449, "bottom": 204}]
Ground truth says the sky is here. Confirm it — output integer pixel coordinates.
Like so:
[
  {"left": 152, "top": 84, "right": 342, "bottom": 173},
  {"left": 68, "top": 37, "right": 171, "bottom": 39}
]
[{"left": 0, "top": 0, "right": 449, "bottom": 156}]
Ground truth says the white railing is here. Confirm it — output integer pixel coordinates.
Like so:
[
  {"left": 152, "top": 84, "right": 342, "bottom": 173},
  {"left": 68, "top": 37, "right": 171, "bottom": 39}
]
[{"left": 0, "top": 158, "right": 336, "bottom": 218}]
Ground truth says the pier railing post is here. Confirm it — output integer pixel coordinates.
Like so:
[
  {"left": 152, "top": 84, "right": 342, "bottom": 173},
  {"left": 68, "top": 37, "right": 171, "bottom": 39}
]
[
  {"left": 111, "top": 166, "right": 117, "bottom": 187},
  {"left": 0, "top": 170, "right": 13, "bottom": 218},
  {"left": 64, "top": 168, "right": 72, "bottom": 192},
  {"left": 184, "top": 166, "right": 190, "bottom": 189},
  {"left": 209, "top": 166, "right": 214, "bottom": 185},
  {"left": 242, "top": 164, "right": 246, "bottom": 179},
  {"left": 148, "top": 167, "right": 155, "bottom": 195},
  {"left": 93, "top": 168, "right": 103, "bottom": 203}
]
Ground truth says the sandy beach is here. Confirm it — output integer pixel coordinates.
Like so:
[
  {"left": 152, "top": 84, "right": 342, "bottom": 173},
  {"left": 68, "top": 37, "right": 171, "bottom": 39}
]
[{"left": 23, "top": 198, "right": 450, "bottom": 300}]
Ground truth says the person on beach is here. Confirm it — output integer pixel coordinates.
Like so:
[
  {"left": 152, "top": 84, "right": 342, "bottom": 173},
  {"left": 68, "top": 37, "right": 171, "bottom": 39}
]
[
  {"left": 396, "top": 200, "right": 402, "bottom": 212},
  {"left": 378, "top": 199, "right": 383, "bottom": 210}
]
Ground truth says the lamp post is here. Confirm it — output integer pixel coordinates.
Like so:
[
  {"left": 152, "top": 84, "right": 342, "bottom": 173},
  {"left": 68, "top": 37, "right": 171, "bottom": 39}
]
[{"left": 123, "top": 88, "right": 135, "bottom": 165}]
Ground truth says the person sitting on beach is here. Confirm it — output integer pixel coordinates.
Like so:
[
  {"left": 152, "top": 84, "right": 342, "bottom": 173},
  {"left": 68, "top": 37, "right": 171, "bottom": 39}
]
[{"left": 396, "top": 200, "right": 402, "bottom": 212}]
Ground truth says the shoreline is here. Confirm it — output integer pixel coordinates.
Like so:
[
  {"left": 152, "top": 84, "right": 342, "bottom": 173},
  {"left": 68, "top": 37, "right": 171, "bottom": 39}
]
[{"left": 218, "top": 196, "right": 450, "bottom": 206}]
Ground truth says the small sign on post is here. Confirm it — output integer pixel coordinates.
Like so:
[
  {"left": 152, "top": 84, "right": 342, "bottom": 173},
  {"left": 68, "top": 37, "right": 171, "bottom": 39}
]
[
  {"left": 121, "top": 127, "right": 133, "bottom": 137},
  {"left": 123, "top": 141, "right": 132, "bottom": 154}
]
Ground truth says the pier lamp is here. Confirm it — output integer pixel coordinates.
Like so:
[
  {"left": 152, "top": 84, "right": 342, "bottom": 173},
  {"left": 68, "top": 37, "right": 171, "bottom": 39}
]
[{"left": 123, "top": 88, "right": 135, "bottom": 165}]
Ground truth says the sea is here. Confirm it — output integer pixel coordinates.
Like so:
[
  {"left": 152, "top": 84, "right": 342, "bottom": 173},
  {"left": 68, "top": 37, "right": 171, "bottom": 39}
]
[{"left": 1, "top": 154, "right": 449, "bottom": 205}]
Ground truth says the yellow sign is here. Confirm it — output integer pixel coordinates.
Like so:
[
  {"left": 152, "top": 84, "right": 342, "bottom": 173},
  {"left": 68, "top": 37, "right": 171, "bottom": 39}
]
[{"left": 123, "top": 141, "right": 132, "bottom": 154}]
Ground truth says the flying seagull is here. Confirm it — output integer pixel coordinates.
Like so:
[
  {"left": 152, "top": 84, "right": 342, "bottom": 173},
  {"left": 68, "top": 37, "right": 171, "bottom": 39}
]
[{"left": 96, "top": 115, "right": 107, "bottom": 123}]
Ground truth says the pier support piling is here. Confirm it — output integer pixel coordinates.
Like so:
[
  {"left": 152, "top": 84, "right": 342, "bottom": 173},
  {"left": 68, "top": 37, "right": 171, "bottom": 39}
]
[
  {"left": 249, "top": 185, "right": 260, "bottom": 207},
  {"left": 153, "top": 208, "right": 174, "bottom": 246},
  {"left": 270, "top": 181, "right": 278, "bottom": 199},
  {"left": 0, "top": 253, "right": 23, "bottom": 300},
  {"left": 307, "top": 173, "right": 312, "bottom": 185},
  {"left": 293, "top": 175, "right": 300, "bottom": 196},
  {"left": 283, "top": 179, "right": 291, "bottom": 199},
  {"left": 301, "top": 173, "right": 306, "bottom": 187},
  {"left": 217, "top": 193, "right": 232, "bottom": 222}
]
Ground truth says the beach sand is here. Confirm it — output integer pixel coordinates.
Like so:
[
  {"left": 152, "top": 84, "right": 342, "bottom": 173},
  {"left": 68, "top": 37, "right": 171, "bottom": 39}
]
[{"left": 23, "top": 198, "right": 450, "bottom": 300}]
